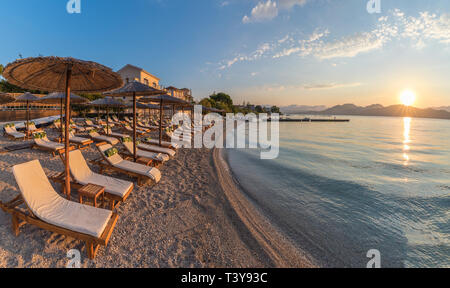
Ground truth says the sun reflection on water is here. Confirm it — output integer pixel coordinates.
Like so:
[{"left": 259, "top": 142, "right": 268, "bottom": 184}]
[{"left": 403, "top": 117, "right": 411, "bottom": 166}]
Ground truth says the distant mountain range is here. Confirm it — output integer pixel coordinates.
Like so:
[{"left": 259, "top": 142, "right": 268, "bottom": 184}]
[
  {"left": 432, "top": 106, "right": 450, "bottom": 112},
  {"left": 280, "top": 105, "right": 328, "bottom": 114},
  {"left": 286, "top": 104, "right": 450, "bottom": 120}
]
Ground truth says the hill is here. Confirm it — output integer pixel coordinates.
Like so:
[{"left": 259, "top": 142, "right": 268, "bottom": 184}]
[{"left": 300, "top": 104, "right": 450, "bottom": 120}]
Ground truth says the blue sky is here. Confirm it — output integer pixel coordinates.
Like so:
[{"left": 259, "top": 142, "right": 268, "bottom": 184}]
[{"left": 0, "top": 0, "right": 449, "bottom": 107}]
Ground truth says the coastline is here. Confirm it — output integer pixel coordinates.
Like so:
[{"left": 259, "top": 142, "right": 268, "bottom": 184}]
[{"left": 213, "top": 148, "right": 317, "bottom": 268}]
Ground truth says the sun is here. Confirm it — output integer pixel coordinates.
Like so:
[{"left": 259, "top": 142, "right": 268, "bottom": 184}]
[{"left": 400, "top": 90, "right": 416, "bottom": 106}]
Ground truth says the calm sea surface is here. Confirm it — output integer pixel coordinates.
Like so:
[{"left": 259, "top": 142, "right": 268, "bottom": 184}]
[{"left": 226, "top": 116, "right": 450, "bottom": 267}]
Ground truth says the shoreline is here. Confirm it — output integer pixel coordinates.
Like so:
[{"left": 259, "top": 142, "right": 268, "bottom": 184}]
[{"left": 213, "top": 148, "right": 317, "bottom": 268}]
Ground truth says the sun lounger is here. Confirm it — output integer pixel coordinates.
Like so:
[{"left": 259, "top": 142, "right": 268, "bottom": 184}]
[
  {"left": 121, "top": 138, "right": 169, "bottom": 164},
  {"left": 88, "top": 130, "right": 119, "bottom": 145},
  {"left": 0, "top": 160, "right": 118, "bottom": 259},
  {"left": 68, "top": 132, "right": 93, "bottom": 150},
  {"left": 122, "top": 124, "right": 148, "bottom": 135},
  {"left": 137, "top": 121, "right": 159, "bottom": 130},
  {"left": 32, "top": 131, "right": 71, "bottom": 156},
  {"left": 142, "top": 138, "right": 179, "bottom": 149},
  {"left": 26, "top": 122, "right": 42, "bottom": 134},
  {"left": 67, "top": 150, "right": 134, "bottom": 209},
  {"left": 3, "top": 124, "right": 26, "bottom": 140},
  {"left": 102, "top": 128, "right": 130, "bottom": 140},
  {"left": 137, "top": 140, "right": 176, "bottom": 157},
  {"left": 95, "top": 143, "right": 161, "bottom": 186},
  {"left": 85, "top": 119, "right": 103, "bottom": 129}
]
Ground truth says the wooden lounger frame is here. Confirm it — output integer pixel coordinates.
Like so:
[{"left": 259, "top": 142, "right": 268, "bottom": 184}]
[
  {"left": 119, "top": 150, "right": 161, "bottom": 168},
  {"left": 91, "top": 142, "right": 155, "bottom": 186},
  {"left": 57, "top": 137, "right": 94, "bottom": 150},
  {"left": 3, "top": 131, "right": 26, "bottom": 141},
  {"left": 32, "top": 142, "right": 76, "bottom": 157},
  {"left": 54, "top": 154, "right": 134, "bottom": 210},
  {"left": 141, "top": 139, "right": 177, "bottom": 150},
  {"left": 120, "top": 126, "right": 147, "bottom": 136},
  {"left": 0, "top": 195, "right": 118, "bottom": 259}
]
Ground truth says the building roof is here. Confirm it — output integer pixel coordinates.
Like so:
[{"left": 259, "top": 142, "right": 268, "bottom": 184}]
[{"left": 117, "top": 64, "right": 160, "bottom": 81}]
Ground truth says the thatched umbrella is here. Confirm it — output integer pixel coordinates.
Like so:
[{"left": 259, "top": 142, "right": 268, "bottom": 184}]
[
  {"left": 89, "top": 97, "right": 126, "bottom": 134},
  {"left": 15, "top": 92, "right": 40, "bottom": 139},
  {"left": 140, "top": 94, "right": 190, "bottom": 146},
  {"left": 0, "top": 93, "right": 15, "bottom": 104},
  {"left": 103, "top": 81, "right": 163, "bottom": 161},
  {"left": 3, "top": 56, "right": 123, "bottom": 199},
  {"left": 38, "top": 92, "right": 89, "bottom": 140}
]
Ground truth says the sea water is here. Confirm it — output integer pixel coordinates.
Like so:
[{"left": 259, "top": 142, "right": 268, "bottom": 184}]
[{"left": 226, "top": 116, "right": 450, "bottom": 267}]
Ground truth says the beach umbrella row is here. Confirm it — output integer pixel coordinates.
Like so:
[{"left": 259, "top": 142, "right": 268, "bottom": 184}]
[
  {"left": 14, "top": 92, "right": 40, "bottom": 139},
  {"left": 140, "top": 94, "right": 190, "bottom": 146},
  {"left": 89, "top": 97, "right": 126, "bottom": 134},
  {"left": 104, "top": 81, "right": 163, "bottom": 161},
  {"left": 39, "top": 92, "right": 89, "bottom": 140},
  {"left": 3, "top": 56, "right": 123, "bottom": 199}
]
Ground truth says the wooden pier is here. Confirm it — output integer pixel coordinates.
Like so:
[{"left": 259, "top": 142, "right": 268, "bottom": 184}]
[{"left": 269, "top": 118, "right": 350, "bottom": 122}]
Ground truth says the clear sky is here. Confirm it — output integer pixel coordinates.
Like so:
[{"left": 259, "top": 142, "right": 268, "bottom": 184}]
[{"left": 0, "top": 0, "right": 449, "bottom": 108}]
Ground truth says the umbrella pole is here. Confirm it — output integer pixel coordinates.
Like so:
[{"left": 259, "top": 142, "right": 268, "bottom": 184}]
[
  {"left": 26, "top": 100, "right": 29, "bottom": 140},
  {"left": 64, "top": 65, "right": 73, "bottom": 200},
  {"left": 60, "top": 98, "right": 64, "bottom": 141},
  {"left": 159, "top": 99, "right": 163, "bottom": 146},
  {"left": 107, "top": 107, "right": 109, "bottom": 134},
  {"left": 133, "top": 92, "right": 137, "bottom": 162}
]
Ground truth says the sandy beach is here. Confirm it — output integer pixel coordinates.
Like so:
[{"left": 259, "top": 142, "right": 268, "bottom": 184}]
[{"left": 0, "top": 128, "right": 315, "bottom": 268}]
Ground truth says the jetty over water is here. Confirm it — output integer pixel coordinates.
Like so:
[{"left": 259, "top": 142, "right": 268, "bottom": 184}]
[{"left": 269, "top": 118, "right": 350, "bottom": 122}]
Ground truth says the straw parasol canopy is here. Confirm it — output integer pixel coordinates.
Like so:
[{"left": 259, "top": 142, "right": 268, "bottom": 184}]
[
  {"left": 3, "top": 56, "right": 123, "bottom": 201},
  {"left": 103, "top": 81, "right": 164, "bottom": 161},
  {"left": 15, "top": 92, "right": 41, "bottom": 139},
  {"left": 3, "top": 57, "right": 123, "bottom": 93},
  {"left": 89, "top": 97, "right": 126, "bottom": 134},
  {"left": 126, "top": 102, "right": 149, "bottom": 110},
  {"left": 103, "top": 81, "right": 162, "bottom": 97},
  {"left": 140, "top": 94, "right": 191, "bottom": 146},
  {"left": 0, "top": 93, "right": 15, "bottom": 104},
  {"left": 38, "top": 92, "right": 88, "bottom": 104}
]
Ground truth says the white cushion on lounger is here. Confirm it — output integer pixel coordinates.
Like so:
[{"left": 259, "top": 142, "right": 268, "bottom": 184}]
[
  {"left": 90, "top": 131, "right": 119, "bottom": 145},
  {"left": 12, "top": 160, "right": 112, "bottom": 238},
  {"left": 123, "top": 142, "right": 169, "bottom": 162},
  {"left": 138, "top": 143, "right": 176, "bottom": 157},
  {"left": 5, "top": 127, "right": 25, "bottom": 138},
  {"left": 34, "top": 138, "right": 64, "bottom": 151},
  {"left": 108, "top": 131, "right": 129, "bottom": 139},
  {"left": 69, "top": 133, "right": 91, "bottom": 144},
  {"left": 145, "top": 138, "right": 179, "bottom": 149},
  {"left": 98, "top": 144, "right": 161, "bottom": 183},
  {"left": 115, "top": 161, "right": 161, "bottom": 183},
  {"left": 69, "top": 150, "right": 133, "bottom": 198}
]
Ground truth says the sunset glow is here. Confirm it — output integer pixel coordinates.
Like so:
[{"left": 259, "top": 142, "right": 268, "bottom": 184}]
[{"left": 400, "top": 90, "right": 416, "bottom": 107}]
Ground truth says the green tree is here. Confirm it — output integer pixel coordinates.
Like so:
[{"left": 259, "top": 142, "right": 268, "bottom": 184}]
[
  {"left": 271, "top": 106, "right": 280, "bottom": 114},
  {"left": 255, "top": 105, "right": 264, "bottom": 113},
  {"left": 210, "top": 92, "right": 233, "bottom": 107},
  {"left": 199, "top": 98, "right": 215, "bottom": 108}
]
